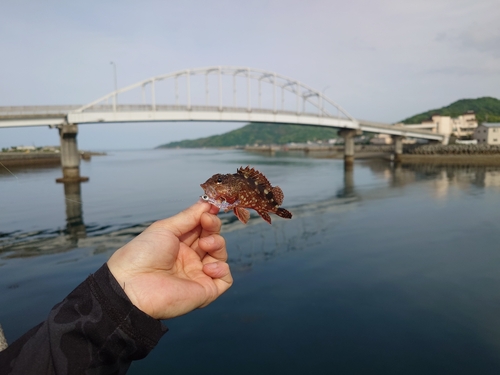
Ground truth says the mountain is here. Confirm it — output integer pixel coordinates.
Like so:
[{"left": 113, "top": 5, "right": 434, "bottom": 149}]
[
  {"left": 156, "top": 122, "right": 339, "bottom": 148},
  {"left": 400, "top": 97, "right": 500, "bottom": 124}
]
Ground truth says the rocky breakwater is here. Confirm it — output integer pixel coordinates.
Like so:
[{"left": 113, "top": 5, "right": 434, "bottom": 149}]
[
  {"left": 406, "top": 144, "right": 500, "bottom": 155},
  {"left": 401, "top": 144, "right": 500, "bottom": 165}
]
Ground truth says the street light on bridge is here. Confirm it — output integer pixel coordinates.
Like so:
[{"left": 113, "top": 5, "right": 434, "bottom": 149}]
[
  {"left": 110, "top": 61, "right": 118, "bottom": 112},
  {"left": 110, "top": 61, "right": 118, "bottom": 92}
]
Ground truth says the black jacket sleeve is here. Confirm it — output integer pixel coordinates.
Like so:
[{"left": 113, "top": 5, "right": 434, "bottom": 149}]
[{"left": 0, "top": 263, "right": 168, "bottom": 375}]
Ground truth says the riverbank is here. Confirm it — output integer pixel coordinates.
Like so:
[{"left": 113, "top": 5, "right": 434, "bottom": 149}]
[
  {"left": 245, "top": 143, "right": 500, "bottom": 164},
  {"left": 245, "top": 144, "right": 393, "bottom": 159}
]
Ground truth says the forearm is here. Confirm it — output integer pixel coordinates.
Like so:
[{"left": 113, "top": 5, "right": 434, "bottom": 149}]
[{"left": 0, "top": 264, "right": 168, "bottom": 375}]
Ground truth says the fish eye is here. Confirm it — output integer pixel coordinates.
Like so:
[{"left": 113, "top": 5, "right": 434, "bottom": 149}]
[{"left": 216, "top": 177, "right": 223, "bottom": 184}]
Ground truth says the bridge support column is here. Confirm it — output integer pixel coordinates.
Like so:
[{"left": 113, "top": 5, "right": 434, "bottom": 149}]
[
  {"left": 56, "top": 124, "right": 88, "bottom": 183},
  {"left": 338, "top": 129, "right": 359, "bottom": 170},
  {"left": 392, "top": 135, "right": 404, "bottom": 163}
]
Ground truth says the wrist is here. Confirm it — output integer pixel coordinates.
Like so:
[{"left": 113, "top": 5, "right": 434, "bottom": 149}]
[{"left": 106, "top": 259, "right": 142, "bottom": 312}]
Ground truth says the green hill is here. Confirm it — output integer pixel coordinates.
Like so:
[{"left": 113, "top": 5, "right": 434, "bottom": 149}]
[
  {"left": 401, "top": 97, "right": 500, "bottom": 124},
  {"left": 156, "top": 123, "right": 339, "bottom": 148}
]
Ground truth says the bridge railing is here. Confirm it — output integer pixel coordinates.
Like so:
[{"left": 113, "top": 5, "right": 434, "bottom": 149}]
[
  {"left": 70, "top": 104, "right": 343, "bottom": 118},
  {"left": 0, "top": 105, "right": 81, "bottom": 116}
]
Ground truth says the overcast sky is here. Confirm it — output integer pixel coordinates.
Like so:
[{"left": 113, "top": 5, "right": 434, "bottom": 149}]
[{"left": 1, "top": 0, "right": 499, "bottom": 150}]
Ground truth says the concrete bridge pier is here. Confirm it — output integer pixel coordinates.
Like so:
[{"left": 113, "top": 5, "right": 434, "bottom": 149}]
[
  {"left": 392, "top": 135, "right": 404, "bottom": 163},
  {"left": 56, "top": 124, "right": 88, "bottom": 183},
  {"left": 338, "top": 129, "right": 361, "bottom": 170}
]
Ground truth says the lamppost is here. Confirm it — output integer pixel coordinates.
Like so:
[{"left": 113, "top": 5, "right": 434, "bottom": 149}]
[
  {"left": 110, "top": 61, "right": 118, "bottom": 92},
  {"left": 110, "top": 61, "right": 118, "bottom": 111}
]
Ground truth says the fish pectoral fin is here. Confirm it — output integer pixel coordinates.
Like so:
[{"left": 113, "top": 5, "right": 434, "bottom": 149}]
[
  {"left": 256, "top": 210, "right": 272, "bottom": 225},
  {"left": 233, "top": 207, "right": 251, "bottom": 224}
]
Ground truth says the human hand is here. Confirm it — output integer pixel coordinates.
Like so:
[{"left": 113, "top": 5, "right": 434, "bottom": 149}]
[{"left": 107, "top": 201, "right": 232, "bottom": 320}]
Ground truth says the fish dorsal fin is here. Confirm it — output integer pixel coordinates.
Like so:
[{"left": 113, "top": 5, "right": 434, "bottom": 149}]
[{"left": 237, "top": 166, "right": 271, "bottom": 188}]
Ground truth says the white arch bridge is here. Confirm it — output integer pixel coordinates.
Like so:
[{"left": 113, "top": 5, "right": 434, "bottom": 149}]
[{"left": 0, "top": 66, "right": 444, "bottom": 180}]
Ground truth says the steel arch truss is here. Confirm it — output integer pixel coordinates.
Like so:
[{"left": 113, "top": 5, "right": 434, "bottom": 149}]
[{"left": 73, "top": 66, "right": 356, "bottom": 123}]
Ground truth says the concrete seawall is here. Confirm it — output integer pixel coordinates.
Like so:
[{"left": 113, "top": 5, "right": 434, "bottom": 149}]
[
  {"left": 0, "top": 152, "right": 61, "bottom": 166},
  {"left": 0, "top": 151, "right": 100, "bottom": 166}
]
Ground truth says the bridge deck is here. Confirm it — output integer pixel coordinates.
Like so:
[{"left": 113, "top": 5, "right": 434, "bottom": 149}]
[{"left": 0, "top": 105, "right": 444, "bottom": 141}]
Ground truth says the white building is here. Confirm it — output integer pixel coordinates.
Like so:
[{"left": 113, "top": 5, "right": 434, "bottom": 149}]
[
  {"left": 399, "top": 111, "right": 478, "bottom": 144},
  {"left": 473, "top": 123, "right": 500, "bottom": 145}
]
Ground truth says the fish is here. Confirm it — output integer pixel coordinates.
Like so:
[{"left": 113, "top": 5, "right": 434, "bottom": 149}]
[{"left": 200, "top": 166, "right": 292, "bottom": 225}]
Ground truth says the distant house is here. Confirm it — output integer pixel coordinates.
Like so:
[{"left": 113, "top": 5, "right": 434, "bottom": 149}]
[
  {"left": 474, "top": 123, "right": 500, "bottom": 145},
  {"left": 370, "top": 133, "right": 392, "bottom": 145},
  {"left": 14, "top": 145, "right": 36, "bottom": 151}
]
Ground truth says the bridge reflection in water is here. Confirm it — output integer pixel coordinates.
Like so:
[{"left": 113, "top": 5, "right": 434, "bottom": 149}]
[
  {"left": 0, "top": 165, "right": 361, "bottom": 259},
  {"left": 62, "top": 181, "right": 86, "bottom": 242},
  {"left": 2, "top": 161, "right": 500, "bottom": 262}
]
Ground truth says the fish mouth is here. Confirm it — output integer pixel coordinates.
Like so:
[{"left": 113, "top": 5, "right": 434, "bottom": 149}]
[
  {"left": 200, "top": 184, "right": 230, "bottom": 209},
  {"left": 201, "top": 184, "right": 217, "bottom": 199}
]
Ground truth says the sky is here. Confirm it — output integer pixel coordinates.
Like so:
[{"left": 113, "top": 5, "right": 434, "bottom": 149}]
[{"left": 1, "top": 0, "right": 499, "bottom": 150}]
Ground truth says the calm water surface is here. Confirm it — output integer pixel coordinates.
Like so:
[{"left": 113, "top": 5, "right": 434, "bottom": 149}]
[{"left": 1, "top": 149, "right": 500, "bottom": 374}]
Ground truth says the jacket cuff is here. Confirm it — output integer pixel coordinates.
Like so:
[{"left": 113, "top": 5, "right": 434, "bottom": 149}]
[{"left": 91, "top": 263, "right": 168, "bottom": 353}]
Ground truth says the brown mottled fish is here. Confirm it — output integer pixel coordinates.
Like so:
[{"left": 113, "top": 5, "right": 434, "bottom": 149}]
[{"left": 200, "top": 166, "right": 292, "bottom": 224}]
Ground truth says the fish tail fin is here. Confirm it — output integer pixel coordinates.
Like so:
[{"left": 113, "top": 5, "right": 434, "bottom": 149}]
[
  {"left": 276, "top": 207, "right": 292, "bottom": 220},
  {"left": 271, "top": 186, "right": 284, "bottom": 205},
  {"left": 233, "top": 207, "right": 250, "bottom": 224}
]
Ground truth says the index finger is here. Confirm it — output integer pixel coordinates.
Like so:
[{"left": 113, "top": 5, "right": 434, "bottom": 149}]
[{"left": 151, "top": 201, "right": 211, "bottom": 241}]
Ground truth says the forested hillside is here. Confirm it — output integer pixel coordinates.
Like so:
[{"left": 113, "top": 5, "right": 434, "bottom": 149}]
[
  {"left": 401, "top": 97, "right": 500, "bottom": 124},
  {"left": 157, "top": 123, "right": 339, "bottom": 148}
]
